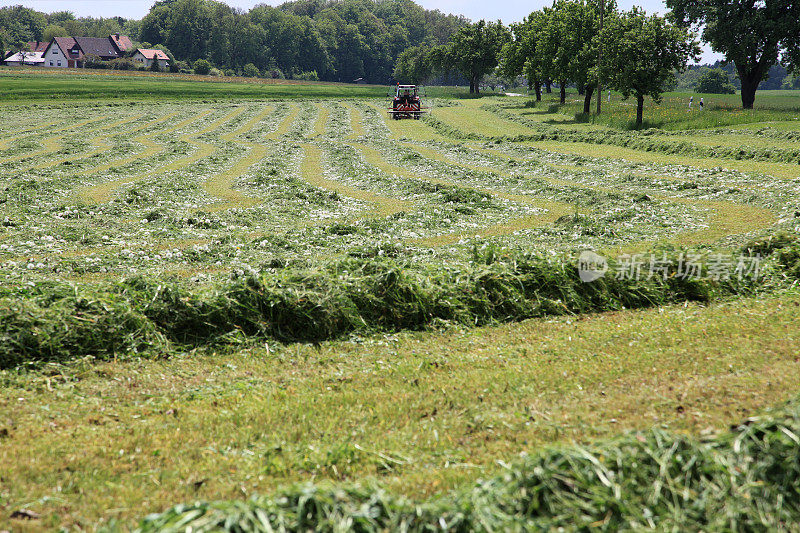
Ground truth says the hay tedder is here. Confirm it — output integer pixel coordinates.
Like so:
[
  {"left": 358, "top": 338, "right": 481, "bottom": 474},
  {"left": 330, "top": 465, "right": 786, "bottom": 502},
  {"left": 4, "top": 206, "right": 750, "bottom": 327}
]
[{"left": 387, "top": 84, "right": 429, "bottom": 120}]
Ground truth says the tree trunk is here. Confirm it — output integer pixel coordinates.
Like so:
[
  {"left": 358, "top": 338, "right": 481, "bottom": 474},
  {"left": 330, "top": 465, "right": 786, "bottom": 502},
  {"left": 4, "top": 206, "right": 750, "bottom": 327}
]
[
  {"left": 545, "top": 79, "right": 552, "bottom": 93},
  {"left": 577, "top": 86, "right": 585, "bottom": 95},
  {"left": 636, "top": 93, "right": 644, "bottom": 127},
  {"left": 738, "top": 70, "right": 760, "bottom": 109},
  {"left": 469, "top": 77, "right": 475, "bottom": 94},
  {"left": 583, "top": 85, "right": 594, "bottom": 114},
  {"left": 474, "top": 75, "right": 480, "bottom": 94},
  {"left": 559, "top": 81, "right": 566, "bottom": 104},
  {"left": 534, "top": 79, "right": 542, "bottom": 101}
]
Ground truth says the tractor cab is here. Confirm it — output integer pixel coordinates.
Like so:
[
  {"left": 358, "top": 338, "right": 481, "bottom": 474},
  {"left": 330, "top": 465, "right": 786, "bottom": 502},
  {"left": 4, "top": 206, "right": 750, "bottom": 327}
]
[{"left": 388, "top": 84, "right": 428, "bottom": 120}]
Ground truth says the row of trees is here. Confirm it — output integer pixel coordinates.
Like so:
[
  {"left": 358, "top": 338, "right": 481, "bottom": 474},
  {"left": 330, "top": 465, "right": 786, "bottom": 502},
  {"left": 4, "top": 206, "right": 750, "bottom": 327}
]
[
  {"left": 396, "top": 0, "right": 799, "bottom": 124},
  {"left": 0, "top": 5, "right": 139, "bottom": 48},
  {"left": 397, "top": 0, "right": 699, "bottom": 126}
]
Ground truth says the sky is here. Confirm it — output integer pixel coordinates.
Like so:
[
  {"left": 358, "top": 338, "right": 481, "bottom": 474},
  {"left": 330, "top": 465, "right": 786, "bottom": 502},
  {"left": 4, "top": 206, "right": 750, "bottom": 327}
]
[{"left": 2, "top": 0, "right": 722, "bottom": 62}]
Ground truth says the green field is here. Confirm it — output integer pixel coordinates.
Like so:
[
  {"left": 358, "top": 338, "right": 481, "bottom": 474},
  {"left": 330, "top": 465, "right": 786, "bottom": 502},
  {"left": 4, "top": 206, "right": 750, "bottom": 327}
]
[{"left": 2, "top": 71, "right": 800, "bottom": 530}]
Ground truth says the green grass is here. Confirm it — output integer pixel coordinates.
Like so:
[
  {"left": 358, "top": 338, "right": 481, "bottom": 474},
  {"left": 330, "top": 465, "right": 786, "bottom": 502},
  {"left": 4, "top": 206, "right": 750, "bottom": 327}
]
[
  {"left": 553, "top": 89, "right": 800, "bottom": 130},
  {"left": 2, "top": 290, "right": 800, "bottom": 530},
  {"left": 3, "top": 77, "right": 800, "bottom": 531},
  {"left": 0, "top": 69, "right": 387, "bottom": 101},
  {"left": 140, "top": 394, "right": 800, "bottom": 531}
]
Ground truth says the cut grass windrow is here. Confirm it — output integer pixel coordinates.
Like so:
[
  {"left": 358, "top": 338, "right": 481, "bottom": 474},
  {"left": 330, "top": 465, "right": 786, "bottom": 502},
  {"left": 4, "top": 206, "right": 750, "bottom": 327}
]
[
  {"left": 2, "top": 236, "right": 797, "bottom": 369},
  {"left": 203, "top": 105, "right": 275, "bottom": 211},
  {"left": 298, "top": 142, "right": 410, "bottom": 218},
  {"left": 22, "top": 113, "right": 146, "bottom": 174},
  {"left": 0, "top": 115, "right": 111, "bottom": 167},
  {"left": 137, "top": 394, "right": 800, "bottom": 532},
  {"left": 82, "top": 108, "right": 243, "bottom": 203},
  {"left": 77, "top": 110, "right": 212, "bottom": 202}
]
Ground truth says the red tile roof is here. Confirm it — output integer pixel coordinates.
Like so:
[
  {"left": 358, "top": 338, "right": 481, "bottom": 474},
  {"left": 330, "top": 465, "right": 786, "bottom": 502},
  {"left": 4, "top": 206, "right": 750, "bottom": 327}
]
[
  {"left": 27, "top": 41, "right": 49, "bottom": 53},
  {"left": 137, "top": 48, "right": 170, "bottom": 61},
  {"left": 110, "top": 34, "right": 133, "bottom": 52},
  {"left": 51, "top": 37, "right": 80, "bottom": 59}
]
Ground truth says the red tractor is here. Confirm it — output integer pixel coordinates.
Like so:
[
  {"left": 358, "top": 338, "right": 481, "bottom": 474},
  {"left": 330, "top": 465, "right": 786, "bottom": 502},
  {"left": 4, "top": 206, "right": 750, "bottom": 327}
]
[{"left": 388, "top": 84, "right": 428, "bottom": 120}]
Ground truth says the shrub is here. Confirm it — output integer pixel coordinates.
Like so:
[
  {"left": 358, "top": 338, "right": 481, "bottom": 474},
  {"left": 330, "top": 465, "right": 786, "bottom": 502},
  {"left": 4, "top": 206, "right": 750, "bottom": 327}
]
[
  {"left": 208, "top": 67, "right": 222, "bottom": 77},
  {"left": 295, "top": 70, "right": 319, "bottom": 81},
  {"left": 695, "top": 68, "right": 736, "bottom": 94},
  {"left": 193, "top": 59, "right": 212, "bottom": 75},
  {"left": 242, "top": 63, "right": 260, "bottom": 78}
]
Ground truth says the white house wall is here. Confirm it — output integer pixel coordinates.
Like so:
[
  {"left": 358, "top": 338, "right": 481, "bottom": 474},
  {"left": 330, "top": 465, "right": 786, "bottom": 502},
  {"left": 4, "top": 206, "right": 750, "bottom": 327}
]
[{"left": 44, "top": 44, "right": 69, "bottom": 68}]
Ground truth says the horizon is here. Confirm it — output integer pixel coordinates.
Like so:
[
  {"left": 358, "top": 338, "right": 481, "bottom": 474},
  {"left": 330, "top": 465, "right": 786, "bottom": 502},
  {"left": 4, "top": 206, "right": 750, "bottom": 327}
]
[{"left": 2, "top": 0, "right": 723, "bottom": 63}]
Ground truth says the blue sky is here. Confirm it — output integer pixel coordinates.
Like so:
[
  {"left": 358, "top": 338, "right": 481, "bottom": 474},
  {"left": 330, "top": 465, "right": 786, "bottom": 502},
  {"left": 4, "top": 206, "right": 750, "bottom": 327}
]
[{"left": 3, "top": 0, "right": 721, "bottom": 62}]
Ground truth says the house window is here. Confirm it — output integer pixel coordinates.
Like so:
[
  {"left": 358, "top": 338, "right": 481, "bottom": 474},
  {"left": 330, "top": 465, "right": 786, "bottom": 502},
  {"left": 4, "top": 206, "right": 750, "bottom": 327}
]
[
  {"left": 49, "top": 61, "right": 53, "bottom": 66},
  {"left": 57, "top": 61, "right": 61, "bottom": 66}
]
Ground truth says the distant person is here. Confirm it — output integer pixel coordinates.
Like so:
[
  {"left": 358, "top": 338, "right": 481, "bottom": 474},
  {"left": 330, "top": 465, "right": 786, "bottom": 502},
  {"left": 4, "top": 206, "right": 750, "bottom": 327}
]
[
  {"left": 699, "top": 97, "right": 704, "bottom": 110},
  {"left": 608, "top": 90, "right": 611, "bottom": 102},
  {"left": 689, "top": 96, "right": 693, "bottom": 110}
]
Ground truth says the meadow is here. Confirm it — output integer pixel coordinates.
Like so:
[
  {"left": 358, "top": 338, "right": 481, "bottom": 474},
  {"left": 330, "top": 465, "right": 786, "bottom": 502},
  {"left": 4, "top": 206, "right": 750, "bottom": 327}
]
[{"left": 1, "top": 71, "right": 800, "bottom": 530}]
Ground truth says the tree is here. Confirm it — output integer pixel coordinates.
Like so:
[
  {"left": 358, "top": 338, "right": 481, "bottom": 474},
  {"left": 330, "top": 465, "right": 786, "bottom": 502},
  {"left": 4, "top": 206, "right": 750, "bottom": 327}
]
[
  {"left": 242, "top": 62, "right": 260, "bottom": 77},
  {"left": 442, "top": 20, "right": 510, "bottom": 94},
  {"left": 150, "top": 54, "right": 162, "bottom": 72},
  {"left": 667, "top": 0, "right": 800, "bottom": 109},
  {"left": 695, "top": 68, "right": 735, "bottom": 93},
  {"left": 193, "top": 58, "right": 211, "bottom": 75},
  {"left": 602, "top": 8, "right": 699, "bottom": 127},
  {"left": 393, "top": 45, "right": 432, "bottom": 83},
  {"left": 42, "top": 24, "right": 68, "bottom": 42},
  {"left": 498, "top": 14, "right": 544, "bottom": 100}
]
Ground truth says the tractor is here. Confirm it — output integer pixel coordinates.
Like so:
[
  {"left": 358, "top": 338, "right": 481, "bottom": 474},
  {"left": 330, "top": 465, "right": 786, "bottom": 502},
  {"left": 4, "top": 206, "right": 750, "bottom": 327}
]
[{"left": 388, "top": 84, "right": 428, "bottom": 120}]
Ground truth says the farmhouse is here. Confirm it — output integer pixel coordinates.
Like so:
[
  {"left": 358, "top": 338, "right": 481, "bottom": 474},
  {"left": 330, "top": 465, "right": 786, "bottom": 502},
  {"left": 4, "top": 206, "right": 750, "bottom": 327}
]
[
  {"left": 41, "top": 34, "right": 132, "bottom": 68},
  {"left": 132, "top": 48, "right": 170, "bottom": 70},
  {"left": 3, "top": 50, "right": 45, "bottom": 66}
]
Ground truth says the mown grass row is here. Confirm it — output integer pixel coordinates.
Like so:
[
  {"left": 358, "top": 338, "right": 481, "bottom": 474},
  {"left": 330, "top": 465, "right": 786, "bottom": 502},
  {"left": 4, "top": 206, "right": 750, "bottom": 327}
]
[
  {"left": 135, "top": 395, "right": 800, "bottom": 531},
  {"left": 426, "top": 106, "right": 800, "bottom": 165},
  {"left": 3, "top": 235, "right": 799, "bottom": 369}
]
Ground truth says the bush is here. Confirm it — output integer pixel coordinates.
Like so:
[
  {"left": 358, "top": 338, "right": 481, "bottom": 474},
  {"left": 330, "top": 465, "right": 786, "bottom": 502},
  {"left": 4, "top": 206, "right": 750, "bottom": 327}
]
[
  {"left": 193, "top": 59, "right": 212, "bottom": 75},
  {"left": 695, "top": 68, "right": 736, "bottom": 94},
  {"left": 242, "top": 63, "right": 260, "bottom": 78},
  {"left": 208, "top": 67, "right": 222, "bottom": 77},
  {"left": 294, "top": 70, "right": 319, "bottom": 81},
  {"left": 150, "top": 58, "right": 161, "bottom": 72},
  {"left": 224, "top": 68, "right": 236, "bottom": 77}
]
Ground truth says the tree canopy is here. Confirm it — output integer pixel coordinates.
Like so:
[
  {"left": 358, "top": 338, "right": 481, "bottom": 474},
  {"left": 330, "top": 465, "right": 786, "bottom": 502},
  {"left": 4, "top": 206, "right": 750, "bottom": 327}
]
[
  {"left": 435, "top": 20, "right": 510, "bottom": 93},
  {"left": 667, "top": 0, "right": 800, "bottom": 108},
  {"left": 601, "top": 7, "right": 699, "bottom": 126},
  {"left": 695, "top": 67, "right": 736, "bottom": 94}
]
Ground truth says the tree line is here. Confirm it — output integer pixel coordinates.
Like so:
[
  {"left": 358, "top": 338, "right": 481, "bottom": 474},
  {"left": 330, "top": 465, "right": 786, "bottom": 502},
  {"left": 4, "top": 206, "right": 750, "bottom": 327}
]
[
  {"left": 396, "top": 0, "right": 799, "bottom": 124},
  {"left": 2, "top": 0, "right": 798, "bottom": 119},
  {"left": 1, "top": 0, "right": 466, "bottom": 83}
]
